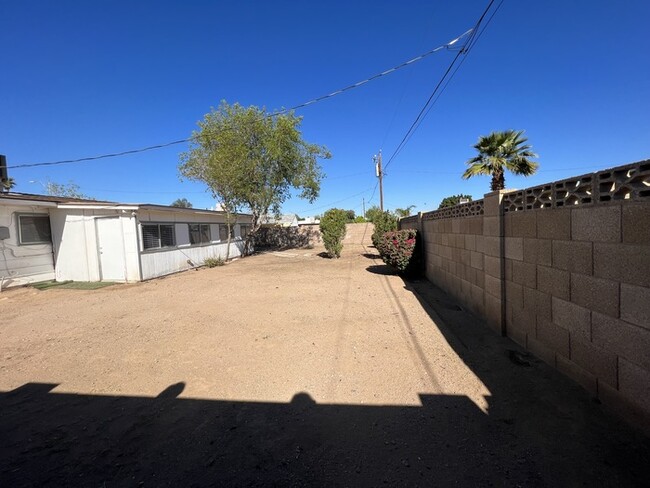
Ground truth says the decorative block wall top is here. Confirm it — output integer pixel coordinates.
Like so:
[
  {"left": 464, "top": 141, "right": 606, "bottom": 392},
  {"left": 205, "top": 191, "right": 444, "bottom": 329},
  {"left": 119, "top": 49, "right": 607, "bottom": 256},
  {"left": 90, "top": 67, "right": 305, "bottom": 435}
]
[
  {"left": 503, "top": 160, "right": 650, "bottom": 213},
  {"left": 421, "top": 199, "right": 485, "bottom": 221}
]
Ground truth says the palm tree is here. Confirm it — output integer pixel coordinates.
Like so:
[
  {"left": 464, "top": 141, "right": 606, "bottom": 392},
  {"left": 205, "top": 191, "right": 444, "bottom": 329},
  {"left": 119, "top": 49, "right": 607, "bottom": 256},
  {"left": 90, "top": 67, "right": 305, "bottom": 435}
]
[
  {"left": 395, "top": 205, "right": 416, "bottom": 218},
  {"left": 1, "top": 177, "right": 15, "bottom": 192},
  {"left": 462, "top": 130, "right": 538, "bottom": 191}
]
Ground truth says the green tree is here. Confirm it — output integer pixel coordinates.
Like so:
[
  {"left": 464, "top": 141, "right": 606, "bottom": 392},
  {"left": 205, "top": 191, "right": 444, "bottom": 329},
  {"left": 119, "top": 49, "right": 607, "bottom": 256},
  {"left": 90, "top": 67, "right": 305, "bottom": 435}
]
[
  {"left": 365, "top": 205, "right": 383, "bottom": 223},
  {"left": 46, "top": 181, "right": 92, "bottom": 199},
  {"left": 179, "top": 101, "right": 330, "bottom": 255},
  {"left": 320, "top": 208, "right": 347, "bottom": 258},
  {"left": 394, "top": 205, "right": 416, "bottom": 218},
  {"left": 462, "top": 130, "right": 538, "bottom": 191},
  {"left": 345, "top": 209, "right": 356, "bottom": 222},
  {"left": 1, "top": 177, "right": 15, "bottom": 192},
  {"left": 171, "top": 198, "right": 193, "bottom": 208},
  {"left": 438, "top": 194, "right": 473, "bottom": 209}
]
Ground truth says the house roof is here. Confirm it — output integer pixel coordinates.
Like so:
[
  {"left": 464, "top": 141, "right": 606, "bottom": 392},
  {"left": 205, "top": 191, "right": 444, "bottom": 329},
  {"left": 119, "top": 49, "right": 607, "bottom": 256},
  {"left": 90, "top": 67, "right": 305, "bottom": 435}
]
[
  {"left": 0, "top": 192, "right": 252, "bottom": 217},
  {"left": 0, "top": 191, "right": 115, "bottom": 205}
]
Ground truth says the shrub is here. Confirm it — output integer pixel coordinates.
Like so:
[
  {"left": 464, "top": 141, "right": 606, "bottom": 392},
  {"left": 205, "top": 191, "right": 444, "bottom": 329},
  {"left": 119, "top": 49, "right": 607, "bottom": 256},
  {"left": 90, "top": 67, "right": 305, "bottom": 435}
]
[
  {"left": 379, "top": 229, "right": 418, "bottom": 273},
  {"left": 320, "top": 208, "right": 348, "bottom": 258},
  {"left": 371, "top": 211, "right": 397, "bottom": 248},
  {"left": 204, "top": 257, "right": 225, "bottom": 268}
]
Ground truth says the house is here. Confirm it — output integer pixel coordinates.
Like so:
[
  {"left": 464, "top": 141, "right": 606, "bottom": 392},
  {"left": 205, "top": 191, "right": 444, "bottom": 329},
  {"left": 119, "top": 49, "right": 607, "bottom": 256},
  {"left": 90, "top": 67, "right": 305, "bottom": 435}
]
[
  {"left": 0, "top": 192, "right": 252, "bottom": 289},
  {"left": 260, "top": 214, "right": 299, "bottom": 227}
]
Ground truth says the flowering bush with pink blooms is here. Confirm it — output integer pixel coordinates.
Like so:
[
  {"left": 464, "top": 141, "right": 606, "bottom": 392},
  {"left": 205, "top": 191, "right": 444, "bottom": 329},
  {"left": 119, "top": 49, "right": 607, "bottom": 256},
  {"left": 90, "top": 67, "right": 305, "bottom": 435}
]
[{"left": 379, "top": 229, "right": 418, "bottom": 273}]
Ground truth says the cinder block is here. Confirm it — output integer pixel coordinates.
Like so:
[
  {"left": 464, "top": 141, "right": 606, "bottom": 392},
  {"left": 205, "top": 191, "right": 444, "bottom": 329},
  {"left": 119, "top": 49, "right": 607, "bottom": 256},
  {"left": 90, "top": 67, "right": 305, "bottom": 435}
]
[
  {"left": 618, "top": 358, "right": 650, "bottom": 412},
  {"left": 483, "top": 191, "right": 503, "bottom": 217},
  {"left": 537, "top": 265, "right": 570, "bottom": 300},
  {"left": 483, "top": 216, "right": 500, "bottom": 237},
  {"left": 470, "top": 251, "right": 484, "bottom": 270},
  {"left": 441, "top": 233, "right": 449, "bottom": 246},
  {"left": 483, "top": 236, "right": 500, "bottom": 257},
  {"left": 452, "top": 219, "right": 460, "bottom": 234},
  {"left": 506, "top": 280, "right": 524, "bottom": 310},
  {"left": 570, "top": 273, "right": 619, "bottom": 318},
  {"left": 592, "top": 311, "right": 650, "bottom": 371},
  {"left": 464, "top": 234, "right": 476, "bottom": 251},
  {"left": 537, "top": 208, "right": 571, "bottom": 240},
  {"left": 475, "top": 235, "right": 485, "bottom": 254},
  {"left": 484, "top": 273, "right": 502, "bottom": 299},
  {"left": 620, "top": 283, "right": 650, "bottom": 330},
  {"left": 622, "top": 203, "right": 650, "bottom": 244},
  {"left": 524, "top": 286, "right": 552, "bottom": 321},
  {"left": 511, "top": 301, "right": 536, "bottom": 334},
  {"left": 459, "top": 249, "right": 471, "bottom": 265},
  {"left": 484, "top": 255, "right": 501, "bottom": 278},
  {"left": 469, "top": 217, "right": 483, "bottom": 235},
  {"left": 527, "top": 335, "right": 556, "bottom": 367},
  {"left": 572, "top": 205, "right": 621, "bottom": 243},
  {"left": 505, "top": 211, "right": 536, "bottom": 238},
  {"left": 594, "top": 243, "right": 650, "bottom": 287},
  {"left": 505, "top": 237, "right": 524, "bottom": 261},
  {"left": 523, "top": 238, "right": 552, "bottom": 265},
  {"left": 556, "top": 354, "right": 598, "bottom": 396},
  {"left": 470, "top": 268, "right": 485, "bottom": 288},
  {"left": 552, "top": 297, "right": 591, "bottom": 342},
  {"left": 511, "top": 260, "right": 536, "bottom": 288},
  {"left": 470, "top": 283, "right": 484, "bottom": 309},
  {"left": 570, "top": 337, "right": 618, "bottom": 388},
  {"left": 552, "top": 240, "right": 593, "bottom": 275},
  {"left": 507, "top": 324, "right": 528, "bottom": 348},
  {"left": 536, "top": 319, "right": 570, "bottom": 358}
]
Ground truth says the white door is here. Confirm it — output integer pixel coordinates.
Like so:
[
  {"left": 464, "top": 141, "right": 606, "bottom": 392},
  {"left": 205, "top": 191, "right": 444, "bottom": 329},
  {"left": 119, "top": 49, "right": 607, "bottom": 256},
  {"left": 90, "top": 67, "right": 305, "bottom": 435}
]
[{"left": 96, "top": 218, "right": 126, "bottom": 281}]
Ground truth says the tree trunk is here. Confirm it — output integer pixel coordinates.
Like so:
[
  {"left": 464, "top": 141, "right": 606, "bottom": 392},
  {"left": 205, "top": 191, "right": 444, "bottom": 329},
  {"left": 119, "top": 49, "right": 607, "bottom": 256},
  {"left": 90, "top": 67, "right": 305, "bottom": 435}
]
[
  {"left": 224, "top": 210, "right": 237, "bottom": 262},
  {"left": 490, "top": 171, "right": 505, "bottom": 191}
]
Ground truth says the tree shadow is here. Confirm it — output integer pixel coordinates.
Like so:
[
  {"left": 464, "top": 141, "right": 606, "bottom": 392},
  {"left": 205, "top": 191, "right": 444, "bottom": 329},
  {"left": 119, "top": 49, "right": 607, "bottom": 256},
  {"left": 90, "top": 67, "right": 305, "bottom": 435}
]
[{"left": 360, "top": 253, "right": 379, "bottom": 259}]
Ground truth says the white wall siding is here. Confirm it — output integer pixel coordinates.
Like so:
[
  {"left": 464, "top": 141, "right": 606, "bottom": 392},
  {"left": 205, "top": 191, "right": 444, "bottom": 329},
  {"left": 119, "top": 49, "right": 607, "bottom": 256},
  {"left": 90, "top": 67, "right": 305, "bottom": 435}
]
[
  {"left": 140, "top": 241, "right": 244, "bottom": 280},
  {"left": 51, "top": 209, "right": 140, "bottom": 283},
  {"left": 138, "top": 209, "right": 251, "bottom": 280},
  {"left": 0, "top": 204, "right": 55, "bottom": 288}
]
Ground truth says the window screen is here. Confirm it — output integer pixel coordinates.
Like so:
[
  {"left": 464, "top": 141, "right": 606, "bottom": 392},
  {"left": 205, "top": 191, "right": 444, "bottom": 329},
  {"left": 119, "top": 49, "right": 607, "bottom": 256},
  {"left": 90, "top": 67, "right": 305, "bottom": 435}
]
[
  {"left": 142, "top": 224, "right": 176, "bottom": 250},
  {"left": 219, "top": 225, "right": 231, "bottom": 241},
  {"left": 240, "top": 225, "right": 250, "bottom": 239},
  {"left": 19, "top": 215, "right": 51, "bottom": 244},
  {"left": 189, "top": 224, "right": 211, "bottom": 245}
]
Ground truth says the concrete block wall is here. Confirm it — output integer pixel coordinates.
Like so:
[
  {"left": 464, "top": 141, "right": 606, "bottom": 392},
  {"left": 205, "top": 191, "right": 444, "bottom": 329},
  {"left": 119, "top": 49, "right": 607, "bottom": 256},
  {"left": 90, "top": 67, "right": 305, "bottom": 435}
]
[
  {"left": 504, "top": 201, "right": 650, "bottom": 430},
  {"left": 400, "top": 161, "right": 650, "bottom": 432}
]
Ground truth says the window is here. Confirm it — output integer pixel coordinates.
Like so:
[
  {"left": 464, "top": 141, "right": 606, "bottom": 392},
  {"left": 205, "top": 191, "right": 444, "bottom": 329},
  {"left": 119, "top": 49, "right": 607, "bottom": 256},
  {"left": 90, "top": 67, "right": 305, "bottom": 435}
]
[
  {"left": 219, "top": 224, "right": 234, "bottom": 241},
  {"left": 240, "top": 225, "right": 250, "bottom": 239},
  {"left": 188, "top": 224, "right": 211, "bottom": 245},
  {"left": 142, "top": 224, "right": 176, "bottom": 250},
  {"left": 18, "top": 215, "right": 51, "bottom": 244}
]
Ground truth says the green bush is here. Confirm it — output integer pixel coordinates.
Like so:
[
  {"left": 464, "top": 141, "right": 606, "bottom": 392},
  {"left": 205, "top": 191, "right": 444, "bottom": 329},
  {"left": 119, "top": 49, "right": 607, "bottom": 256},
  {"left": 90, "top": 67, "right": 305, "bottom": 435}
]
[
  {"left": 371, "top": 211, "right": 397, "bottom": 248},
  {"left": 320, "top": 208, "right": 348, "bottom": 258},
  {"left": 379, "top": 229, "right": 418, "bottom": 273},
  {"left": 204, "top": 257, "right": 225, "bottom": 268}
]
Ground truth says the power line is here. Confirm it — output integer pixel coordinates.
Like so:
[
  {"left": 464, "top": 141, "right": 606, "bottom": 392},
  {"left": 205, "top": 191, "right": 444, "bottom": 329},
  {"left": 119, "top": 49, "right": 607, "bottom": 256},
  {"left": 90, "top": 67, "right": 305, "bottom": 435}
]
[
  {"left": 296, "top": 186, "right": 375, "bottom": 215},
  {"left": 11, "top": 28, "right": 474, "bottom": 170},
  {"left": 383, "top": 0, "right": 500, "bottom": 173}
]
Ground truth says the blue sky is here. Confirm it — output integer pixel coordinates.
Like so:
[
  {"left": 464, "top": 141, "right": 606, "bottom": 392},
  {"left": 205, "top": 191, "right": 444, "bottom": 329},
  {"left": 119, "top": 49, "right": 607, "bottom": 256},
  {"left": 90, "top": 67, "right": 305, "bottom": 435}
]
[{"left": 2, "top": 1, "right": 649, "bottom": 215}]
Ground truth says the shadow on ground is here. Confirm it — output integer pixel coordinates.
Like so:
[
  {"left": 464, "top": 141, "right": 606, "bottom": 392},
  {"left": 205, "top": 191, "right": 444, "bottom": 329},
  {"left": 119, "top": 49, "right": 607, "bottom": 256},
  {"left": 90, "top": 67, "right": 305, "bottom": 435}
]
[{"left": 2, "top": 256, "right": 649, "bottom": 486}]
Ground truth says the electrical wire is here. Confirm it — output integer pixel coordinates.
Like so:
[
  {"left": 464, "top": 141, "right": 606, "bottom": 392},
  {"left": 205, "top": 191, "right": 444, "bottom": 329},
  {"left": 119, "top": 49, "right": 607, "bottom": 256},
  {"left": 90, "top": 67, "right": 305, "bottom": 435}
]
[
  {"left": 11, "top": 29, "right": 474, "bottom": 170},
  {"left": 382, "top": 0, "right": 499, "bottom": 172}
]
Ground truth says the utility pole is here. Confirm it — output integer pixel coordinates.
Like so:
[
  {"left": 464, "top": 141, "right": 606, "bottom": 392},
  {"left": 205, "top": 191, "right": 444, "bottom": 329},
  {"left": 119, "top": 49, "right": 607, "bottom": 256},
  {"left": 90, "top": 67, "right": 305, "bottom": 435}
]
[
  {"left": 362, "top": 197, "right": 366, "bottom": 219},
  {"left": 374, "top": 151, "right": 384, "bottom": 212}
]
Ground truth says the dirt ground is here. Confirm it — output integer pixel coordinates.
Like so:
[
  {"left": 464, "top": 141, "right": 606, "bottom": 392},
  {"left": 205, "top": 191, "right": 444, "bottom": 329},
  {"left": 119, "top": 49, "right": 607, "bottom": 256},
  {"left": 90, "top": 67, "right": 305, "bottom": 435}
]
[{"left": 1, "top": 224, "right": 649, "bottom": 486}]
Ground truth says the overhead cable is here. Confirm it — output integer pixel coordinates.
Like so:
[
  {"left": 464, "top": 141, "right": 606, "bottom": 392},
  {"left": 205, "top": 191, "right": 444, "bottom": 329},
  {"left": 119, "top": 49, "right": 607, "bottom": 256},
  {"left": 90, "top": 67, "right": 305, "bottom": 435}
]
[{"left": 11, "top": 29, "right": 474, "bottom": 170}]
